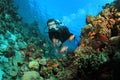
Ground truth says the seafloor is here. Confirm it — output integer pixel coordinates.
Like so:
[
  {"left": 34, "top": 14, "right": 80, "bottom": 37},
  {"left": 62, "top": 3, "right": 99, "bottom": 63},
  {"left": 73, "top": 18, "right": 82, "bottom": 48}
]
[{"left": 0, "top": 0, "right": 120, "bottom": 80}]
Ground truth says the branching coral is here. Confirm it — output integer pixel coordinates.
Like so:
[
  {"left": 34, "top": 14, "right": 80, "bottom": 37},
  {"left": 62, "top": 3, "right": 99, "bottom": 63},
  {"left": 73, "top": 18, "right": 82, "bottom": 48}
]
[
  {"left": 26, "top": 43, "right": 36, "bottom": 57},
  {"left": 75, "top": 50, "right": 108, "bottom": 69}
]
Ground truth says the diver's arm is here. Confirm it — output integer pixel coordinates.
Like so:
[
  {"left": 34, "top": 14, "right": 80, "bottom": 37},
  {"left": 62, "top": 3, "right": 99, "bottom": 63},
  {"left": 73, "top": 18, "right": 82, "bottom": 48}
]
[
  {"left": 62, "top": 26, "right": 75, "bottom": 41},
  {"left": 68, "top": 34, "right": 75, "bottom": 41},
  {"left": 52, "top": 38, "right": 57, "bottom": 46}
]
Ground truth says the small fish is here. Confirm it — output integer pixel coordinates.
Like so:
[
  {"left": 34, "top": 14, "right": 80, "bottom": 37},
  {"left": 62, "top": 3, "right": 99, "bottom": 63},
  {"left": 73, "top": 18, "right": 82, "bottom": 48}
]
[
  {"left": 52, "top": 64, "right": 59, "bottom": 68},
  {"left": 36, "top": 58, "right": 41, "bottom": 61},
  {"left": 43, "top": 43, "right": 46, "bottom": 47},
  {"left": 98, "top": 34, "right": 109, "bottom": 43}
]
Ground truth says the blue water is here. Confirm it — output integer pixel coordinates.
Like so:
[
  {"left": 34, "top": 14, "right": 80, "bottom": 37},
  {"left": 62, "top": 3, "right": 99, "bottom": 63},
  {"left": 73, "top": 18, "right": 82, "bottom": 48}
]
[{"left": 14, "top": 0, "right": 114, "bottom": 36}]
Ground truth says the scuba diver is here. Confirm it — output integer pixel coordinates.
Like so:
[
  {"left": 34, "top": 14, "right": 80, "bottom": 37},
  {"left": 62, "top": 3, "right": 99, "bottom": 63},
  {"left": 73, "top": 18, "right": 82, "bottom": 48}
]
[{"left": 47, "top": 18, "right": 79, "bottom": 54}]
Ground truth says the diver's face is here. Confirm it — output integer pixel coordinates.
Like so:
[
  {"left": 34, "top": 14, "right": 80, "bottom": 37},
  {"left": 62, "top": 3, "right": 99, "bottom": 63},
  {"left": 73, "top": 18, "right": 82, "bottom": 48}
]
[{"left": 48, "top": 21, "right": 57, "bottom": 29}]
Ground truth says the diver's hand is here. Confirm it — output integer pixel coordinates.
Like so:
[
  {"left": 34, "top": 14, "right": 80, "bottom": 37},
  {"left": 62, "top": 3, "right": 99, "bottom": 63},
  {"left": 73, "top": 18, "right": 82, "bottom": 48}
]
[
  {"left": 56, "top": 39, "right": 62, "bottom": 46},
  {"left": 56, "top": 46, "right": 68, "bottom": 53},
  {"left": 53, "top": 38, "right": 62, "bottom": 47},
  {"left": 56, "top": 41, "right": 62, "bottom": 46}
]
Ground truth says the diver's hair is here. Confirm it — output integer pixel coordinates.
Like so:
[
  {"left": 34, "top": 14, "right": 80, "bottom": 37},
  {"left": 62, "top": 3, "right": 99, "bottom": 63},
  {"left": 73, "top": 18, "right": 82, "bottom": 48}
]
[{"left": 47, "top": 18, "right": 56, "bottom": 26}]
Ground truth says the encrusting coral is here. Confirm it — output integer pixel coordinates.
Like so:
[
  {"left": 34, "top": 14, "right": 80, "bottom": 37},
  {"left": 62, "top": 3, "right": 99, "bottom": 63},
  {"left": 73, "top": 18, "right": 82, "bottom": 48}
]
[
  {"left": 22, "top": 71, "right": 43, "bottom": 80},
  {"left": 28, "top": 60, "right": 39, "bottom": 70}
]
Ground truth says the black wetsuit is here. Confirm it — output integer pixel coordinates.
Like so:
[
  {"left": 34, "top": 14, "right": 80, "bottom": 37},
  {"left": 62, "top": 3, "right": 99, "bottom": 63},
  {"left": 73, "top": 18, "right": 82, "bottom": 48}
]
[{"left": 48, "top": 26, "right": 73, "bottom": 43}]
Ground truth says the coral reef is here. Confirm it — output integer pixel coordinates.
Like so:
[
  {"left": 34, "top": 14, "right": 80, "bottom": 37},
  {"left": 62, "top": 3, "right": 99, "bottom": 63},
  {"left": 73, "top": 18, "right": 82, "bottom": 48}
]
[
  {"left": 0, "top": 0, "right": 53, "bottom": 79},
  {"left": 72, "top": 1, "right": 120, "bottom": 79}
]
